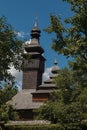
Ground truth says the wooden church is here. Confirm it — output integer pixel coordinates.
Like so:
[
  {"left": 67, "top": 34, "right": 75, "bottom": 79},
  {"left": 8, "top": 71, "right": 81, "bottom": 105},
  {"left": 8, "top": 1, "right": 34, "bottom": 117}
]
[{"left": 8, "top": 20, "right": 60, "bottom": 120}]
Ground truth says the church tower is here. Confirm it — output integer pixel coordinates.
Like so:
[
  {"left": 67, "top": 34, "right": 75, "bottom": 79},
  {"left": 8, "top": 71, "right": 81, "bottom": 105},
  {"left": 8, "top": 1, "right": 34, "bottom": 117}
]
[{"left": 22, "top": 20, "right": 45, "bottom": 90}]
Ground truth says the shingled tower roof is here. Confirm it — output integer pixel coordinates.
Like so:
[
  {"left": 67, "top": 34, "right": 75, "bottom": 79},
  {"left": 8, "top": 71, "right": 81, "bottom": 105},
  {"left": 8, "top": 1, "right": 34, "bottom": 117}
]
[
  {"left": 32, "top": 59, "right": 60, "bottom": 98},
  {"left": 50, "top": 59, "right": 60, "bottom": 79},
  {"left": 25, "top": 18, "right": 44, "bottom": 53}
]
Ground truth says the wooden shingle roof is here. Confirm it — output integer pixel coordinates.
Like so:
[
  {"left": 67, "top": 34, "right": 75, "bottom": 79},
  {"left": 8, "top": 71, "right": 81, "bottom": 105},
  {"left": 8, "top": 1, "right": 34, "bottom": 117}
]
[{"left": 7, "top": 89, "right": 43, "bottom": 110}]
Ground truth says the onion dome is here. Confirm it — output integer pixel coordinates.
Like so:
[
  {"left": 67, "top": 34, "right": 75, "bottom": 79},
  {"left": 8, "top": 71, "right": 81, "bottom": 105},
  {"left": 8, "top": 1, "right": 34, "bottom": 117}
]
[
  {"left": 30, "top": 19, "right": 41, "bottom": 41},
  {"left": 51, "top": 59, "right": 60, "bottom": 74},
  {"left": 25, "top": 17, "right": 44, "bottom": 54}
]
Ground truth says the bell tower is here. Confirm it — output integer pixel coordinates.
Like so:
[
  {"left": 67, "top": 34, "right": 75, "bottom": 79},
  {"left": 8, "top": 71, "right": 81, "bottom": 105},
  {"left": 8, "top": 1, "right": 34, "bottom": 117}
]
[{"left": 22, "top": 19, "right": 45, "bottom": 90}]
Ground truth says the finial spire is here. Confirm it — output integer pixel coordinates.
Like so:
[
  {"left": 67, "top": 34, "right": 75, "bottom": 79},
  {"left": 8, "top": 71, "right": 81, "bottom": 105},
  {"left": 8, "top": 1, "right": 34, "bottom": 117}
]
[
  {"left": 30, "top": 15, "right": 41, "bottom": 44},
  {"left": 34, "top": 15, "right": 38, "bottom": 27},
  {"left": 54, "top": 59, "right": 58, "bottom": 65}
]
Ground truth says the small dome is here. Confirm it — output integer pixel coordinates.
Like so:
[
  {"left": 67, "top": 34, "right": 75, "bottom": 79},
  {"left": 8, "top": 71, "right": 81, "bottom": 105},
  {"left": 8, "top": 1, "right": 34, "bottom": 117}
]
[{"left": 51, "top": 59, "right": 60, "bottom": 74}]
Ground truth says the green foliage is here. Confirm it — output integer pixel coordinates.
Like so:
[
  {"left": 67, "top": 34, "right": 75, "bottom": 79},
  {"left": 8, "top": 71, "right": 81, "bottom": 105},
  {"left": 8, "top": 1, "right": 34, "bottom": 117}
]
[
  {"left": 0, "top": 16, "right": 30, "bottom": 81},
  {"left": 0, "top": 16, "right": 26, "bottom": 122},
  {"left": 4, "top": 124, "right": 64, "bottom": 130},
  {"left": 39, "top": 0, "right": 87, "bottom": 129},
  {"left": 55, "top": 68, "right": 74, "bottom": 90},
  {"left": 0, "top": 84, "right": 18, "bottom": 106},
  {"left": 38, "top": 68, "right": 87, "bottom": 129},
  {"left": 45, "top": 1, "right": 87, "bottom": 83},
  {"left": 0, "top": 105, "right": 19, "bottom": 122},
  {"left": 0, "top": 83, "right": 19, "bottom": 122}
]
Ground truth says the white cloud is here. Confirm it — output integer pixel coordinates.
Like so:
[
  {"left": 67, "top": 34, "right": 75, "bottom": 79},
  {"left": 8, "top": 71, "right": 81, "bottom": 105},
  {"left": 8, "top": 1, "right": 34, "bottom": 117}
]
[
  {"left": 17, "top": 31, "right": 25, "bottom": 38},
  {"left": 42, "top": 67, "right": 52, "bottom": 82},
  {"left": 25, "top": 39, "right": 31, "bottom": 45},
  {"left": 10, "top": 67, "right": 22, "bottom": 82},
  {"left": 14, "top": 31, "right": 25, "bottom": 38},
  {"left": 10, "top": 67, "right": 22, "bottom": 90}
]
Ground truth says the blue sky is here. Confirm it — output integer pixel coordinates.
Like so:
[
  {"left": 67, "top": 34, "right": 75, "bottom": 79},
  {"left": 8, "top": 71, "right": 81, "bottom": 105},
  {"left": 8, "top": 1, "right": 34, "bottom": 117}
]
[{"left": 0, "top": 0, "right": 73, "bottom": 68}]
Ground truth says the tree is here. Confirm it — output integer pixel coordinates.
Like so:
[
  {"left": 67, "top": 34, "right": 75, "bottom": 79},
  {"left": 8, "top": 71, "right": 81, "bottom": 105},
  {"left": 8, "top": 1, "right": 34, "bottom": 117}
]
[
  {"left": 0, "top": 16, "right": 29, "bottom": 122},
  {"left": 0, "top": 81, "right": 19, "bottom": 122},
  {"left": 0, "top": 16, "right": 27, "bottom": 82},
  {"left": 0, "top": 83, "right": 18, "bottom": 106},
  {"left": 39, "top": 69, "right": 87, "bottom": 129},
  {"left": 45, "top": 0, "right": 87, "bottom": 87},
  {"left": 0, "top": 104, "right": 19, "bottom": 122},
  {"left": 0, "top": 82, "right": 19, "bottom": 122},
  {"left": 38, "top": 0, "right": 87, "bottom": 129}
]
